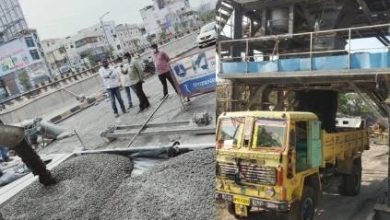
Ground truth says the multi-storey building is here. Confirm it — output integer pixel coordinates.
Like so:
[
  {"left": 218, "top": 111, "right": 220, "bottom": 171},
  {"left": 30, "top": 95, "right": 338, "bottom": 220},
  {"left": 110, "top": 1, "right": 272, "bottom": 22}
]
[
  {"left": 0, "top": 0, "right": 28, "bottom": 44},
  {"left": 0, "top": 29, "right": 50, "bottom": 99},
  {"left": 78, "top": 21, "right": 124, "bottom": 57},
  {"left": 116, "top": 23, "right": 149, "bottom": 54}
]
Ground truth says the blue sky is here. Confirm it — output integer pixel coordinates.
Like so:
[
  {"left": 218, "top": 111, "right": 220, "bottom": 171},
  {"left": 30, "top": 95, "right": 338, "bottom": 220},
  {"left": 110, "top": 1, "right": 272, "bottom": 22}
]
[{"left": 19, "top": 0, "right": 208, "bottom": 39}]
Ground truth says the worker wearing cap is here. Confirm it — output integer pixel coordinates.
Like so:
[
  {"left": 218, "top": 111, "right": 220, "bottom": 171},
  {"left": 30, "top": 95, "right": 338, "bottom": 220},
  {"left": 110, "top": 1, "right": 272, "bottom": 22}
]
[{"left": 99, "top": 60, "right": 127, "bottom": 118}]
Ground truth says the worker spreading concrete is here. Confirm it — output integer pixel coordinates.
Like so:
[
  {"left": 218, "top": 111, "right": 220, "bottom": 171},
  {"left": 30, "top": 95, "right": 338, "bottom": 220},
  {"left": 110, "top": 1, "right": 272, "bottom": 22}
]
[{"left": 0, "top": 120, "right": 56, "bottom": 186}]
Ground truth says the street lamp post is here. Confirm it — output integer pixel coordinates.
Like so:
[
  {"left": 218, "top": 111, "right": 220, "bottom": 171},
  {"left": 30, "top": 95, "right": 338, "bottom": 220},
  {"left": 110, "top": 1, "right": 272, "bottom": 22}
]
[{"left": 99, "top": 12, "right": 111, "bottom": 59}]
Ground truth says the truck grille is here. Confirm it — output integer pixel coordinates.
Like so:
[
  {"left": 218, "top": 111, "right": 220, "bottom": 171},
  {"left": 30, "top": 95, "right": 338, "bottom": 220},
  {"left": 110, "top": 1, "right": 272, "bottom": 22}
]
[{"left": 218, "top": 162, "right": 276, "bottom": 186}]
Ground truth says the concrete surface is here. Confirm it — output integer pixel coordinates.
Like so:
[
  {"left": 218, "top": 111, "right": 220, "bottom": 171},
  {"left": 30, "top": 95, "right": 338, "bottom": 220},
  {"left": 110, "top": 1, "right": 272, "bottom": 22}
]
[
  {"left": 99, "top": 148, "right": 215, "bottom": 220},
  {"left": 0, "top": 154, "right": 132, "bottom": 220},
  {"left": 215, "top": 142, "right": 389, "bottom": 220}
]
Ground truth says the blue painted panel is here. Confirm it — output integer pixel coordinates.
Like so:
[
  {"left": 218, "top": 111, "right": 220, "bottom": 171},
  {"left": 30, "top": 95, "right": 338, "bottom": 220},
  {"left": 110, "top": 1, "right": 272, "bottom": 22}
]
[
  {"left": 312, "top": 55, "right": 348, "bottom": 70},
  {"left": 278, "top": 58, "right": 300, "bottom": 72},
  {"left": 351, "top": 52, "right": 370, "bottom": 69},
  {"left": 300, "top": 58, "right": 311, "bottom": 71},
  {"left": 248, "top": 61, "right": 278, "bottom": 73},
  {"left": 370, "top": 52, "right": 389, "bottom": 68},
  {"left": 278, "top": 58, "right": 311, "bottom": 72},
  {"left": 221, "top": 62, "right": 246, "bottom": 74}
]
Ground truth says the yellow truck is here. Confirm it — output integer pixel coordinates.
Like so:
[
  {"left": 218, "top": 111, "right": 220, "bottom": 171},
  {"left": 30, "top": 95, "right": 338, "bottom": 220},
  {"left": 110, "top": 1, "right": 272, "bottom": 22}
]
[{"left": 215, "top": 111, "right": 369, "bottom": 220}]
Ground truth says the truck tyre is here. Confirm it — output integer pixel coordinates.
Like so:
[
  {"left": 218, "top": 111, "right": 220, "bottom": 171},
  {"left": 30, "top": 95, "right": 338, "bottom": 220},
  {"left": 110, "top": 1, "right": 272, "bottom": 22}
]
[
  {"left": 290, "top": 186, "right": 317, "bottom": 220},
  {"left": 339, "top": 160, "right": 362, "bottom": 196}
]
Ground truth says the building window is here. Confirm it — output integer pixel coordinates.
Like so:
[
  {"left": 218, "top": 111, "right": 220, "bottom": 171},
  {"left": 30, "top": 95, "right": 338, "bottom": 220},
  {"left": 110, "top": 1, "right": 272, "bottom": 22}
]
[
  {"left": 30, "top": 49, "right": 40, "bottom": 60},
  {"left": 25, "top": 37, "right": 35, "bottom": 47}
]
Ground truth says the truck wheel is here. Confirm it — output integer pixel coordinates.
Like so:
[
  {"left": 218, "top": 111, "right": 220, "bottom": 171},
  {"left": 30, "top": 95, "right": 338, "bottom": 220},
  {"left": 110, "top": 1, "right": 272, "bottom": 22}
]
[
  {"left": 291, "top": 186, "right": 317, "bottom": 220},
  {"left": 339, "top": 161, "right": 362, "bottom": 196}
]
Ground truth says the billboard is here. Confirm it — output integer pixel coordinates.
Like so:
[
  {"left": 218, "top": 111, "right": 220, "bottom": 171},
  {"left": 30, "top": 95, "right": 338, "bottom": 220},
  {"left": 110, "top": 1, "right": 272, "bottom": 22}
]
[
  {"left": 170, "top": 47, "right": 216, "bottom": 97},
  {"left": 0, "top": 38, "right": 34, "bottom": 77}
]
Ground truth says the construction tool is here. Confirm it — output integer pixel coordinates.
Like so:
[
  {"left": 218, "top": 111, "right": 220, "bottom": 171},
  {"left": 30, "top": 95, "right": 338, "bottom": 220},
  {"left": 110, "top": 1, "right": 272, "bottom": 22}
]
[{"left": 126, "top": 95, "right": 169, "bottom": 148}]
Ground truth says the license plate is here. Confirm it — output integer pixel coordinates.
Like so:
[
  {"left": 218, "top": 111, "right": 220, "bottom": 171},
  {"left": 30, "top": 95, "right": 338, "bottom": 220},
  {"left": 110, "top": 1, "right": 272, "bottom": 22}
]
[
  {"left": 233, "top": 196, "right": 250, "bottom": 206},
  {"left": 234, "top": 204, "right": 248, "bottom": 217}
]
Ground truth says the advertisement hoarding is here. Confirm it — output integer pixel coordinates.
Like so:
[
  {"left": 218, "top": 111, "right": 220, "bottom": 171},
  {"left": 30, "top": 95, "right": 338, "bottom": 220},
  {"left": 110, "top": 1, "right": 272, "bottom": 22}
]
[
  {"left": 0, "top": 38, "right": 35, "bottom": 77},
  {"left": 170, "top": 47, "right": 216, "bottom": 98}
]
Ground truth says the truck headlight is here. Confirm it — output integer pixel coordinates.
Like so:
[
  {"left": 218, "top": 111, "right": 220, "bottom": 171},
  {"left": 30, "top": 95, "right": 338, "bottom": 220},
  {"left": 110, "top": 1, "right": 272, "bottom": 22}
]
[{"left": 215, "top": 178, "right": 223, "bottom": 190}]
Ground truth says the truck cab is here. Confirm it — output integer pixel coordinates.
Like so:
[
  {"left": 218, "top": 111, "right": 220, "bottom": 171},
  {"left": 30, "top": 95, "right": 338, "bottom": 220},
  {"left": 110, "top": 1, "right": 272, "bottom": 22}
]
[{"left": 215, "top": 111, "right": 368, "bottom": 219}]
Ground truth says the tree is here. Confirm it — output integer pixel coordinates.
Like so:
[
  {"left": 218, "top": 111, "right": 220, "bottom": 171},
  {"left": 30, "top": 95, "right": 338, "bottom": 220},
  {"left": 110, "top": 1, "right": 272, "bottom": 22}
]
[
  {"left": 199, "top": 9, "right": 216, "bottom": 24},
  {"left": 160, "top": 31, "right": 167, "bottom": 41},
  {"left": 338, "top": 93, "right": 373, "bottom": 118},
  {"left": 18, "top": 71, "right": 32, "bottom": 92}
]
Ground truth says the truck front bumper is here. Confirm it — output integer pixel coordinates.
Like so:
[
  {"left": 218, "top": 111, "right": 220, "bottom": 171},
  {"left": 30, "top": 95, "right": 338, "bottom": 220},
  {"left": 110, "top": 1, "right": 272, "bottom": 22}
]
[{"left": 215, "top": 192, "right": 289, "bottom": 212}]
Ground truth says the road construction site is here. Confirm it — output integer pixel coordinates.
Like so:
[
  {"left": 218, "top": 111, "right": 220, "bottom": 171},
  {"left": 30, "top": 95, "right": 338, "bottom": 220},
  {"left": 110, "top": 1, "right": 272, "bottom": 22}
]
[{"left": 0, "top": 44, "right": 216, "bottom": 219}]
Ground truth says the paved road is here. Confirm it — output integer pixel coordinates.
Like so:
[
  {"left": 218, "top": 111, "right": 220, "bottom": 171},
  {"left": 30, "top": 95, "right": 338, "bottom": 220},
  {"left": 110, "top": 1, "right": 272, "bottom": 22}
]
[
  {"left": 215, "top": 142, "right": 388, "bottom": 220},
  {"left": 38, "top": 46, "right": 216, "bottom": 155}
]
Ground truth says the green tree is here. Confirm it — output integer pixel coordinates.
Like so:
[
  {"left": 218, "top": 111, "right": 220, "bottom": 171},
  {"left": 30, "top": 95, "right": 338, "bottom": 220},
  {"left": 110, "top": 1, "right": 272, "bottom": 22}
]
[
  {"left": 18, "top": 71, "right": 32, "bottom": 91},
  {"left": 160, "top": 31, "right": 167, "bottom": 40},
  {"left": 199, "top": 10, "right": 216, "bottom": 24},
  {"left": 338, "top": 93, "right": 373, "bottom": 118}
]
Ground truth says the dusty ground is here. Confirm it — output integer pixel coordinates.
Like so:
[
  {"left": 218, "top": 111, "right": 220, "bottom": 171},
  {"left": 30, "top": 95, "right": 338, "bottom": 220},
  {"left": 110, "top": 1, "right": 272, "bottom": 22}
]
[
  {"left": 215, "top": 142, "right": 389, "bottom": 220},
  {"left": 1, "top": 154, "right": 132, "bottom": 220}
]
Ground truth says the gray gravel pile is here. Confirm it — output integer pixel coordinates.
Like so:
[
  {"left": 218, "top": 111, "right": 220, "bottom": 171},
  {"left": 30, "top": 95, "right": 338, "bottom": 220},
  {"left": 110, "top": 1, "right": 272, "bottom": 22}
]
[
  {"left": 1, "top": 154, "right": 132, "bottom": 220},
  {"left": 99, "top": 148, "right": 215, "bottom": 220}
]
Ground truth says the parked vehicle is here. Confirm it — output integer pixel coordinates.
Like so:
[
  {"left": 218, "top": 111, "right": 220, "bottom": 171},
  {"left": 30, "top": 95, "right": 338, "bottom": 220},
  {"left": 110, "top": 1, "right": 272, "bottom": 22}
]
[
  {"left": 197, "top": 22, "right": 217, "bottom": 48},
  {"left": 59, "top": 66, "right": 72, "bottom": 74},
  {"left": 215, "top": 111, "right": 369, "bottom": 219},
  {"left": 143, "top": 58, "right": 155, "bottom": 75}
]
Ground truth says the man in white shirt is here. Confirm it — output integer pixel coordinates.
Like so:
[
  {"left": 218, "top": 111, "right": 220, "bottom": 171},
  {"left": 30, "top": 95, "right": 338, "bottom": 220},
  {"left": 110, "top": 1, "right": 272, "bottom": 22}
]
[
  {"left": 99, "top": 60, "right": 126, "bottom": 118},
  {"left": 116, "top": 57, "right": 133, "bottom": 109}
]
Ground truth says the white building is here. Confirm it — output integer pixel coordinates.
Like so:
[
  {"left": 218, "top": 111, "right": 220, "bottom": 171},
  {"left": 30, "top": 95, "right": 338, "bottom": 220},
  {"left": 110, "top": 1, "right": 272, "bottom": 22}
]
[
  {"left": 0, "top": 0, "right": 29, "bottom": 44},
  {"left": 116, "top": 24, "right": 149, "bottom": 54},
  {"left": 79, "top": 21, "right": 124, "bottom": 57},
  {"left": 140, "top": 0, "right": 198, "bottom": 38},
  {"left": 41, "top": 38, "right": 77, "bottom": 76},
  {"left": 41, "top": 21, "right": 127, "bottom": 76}
]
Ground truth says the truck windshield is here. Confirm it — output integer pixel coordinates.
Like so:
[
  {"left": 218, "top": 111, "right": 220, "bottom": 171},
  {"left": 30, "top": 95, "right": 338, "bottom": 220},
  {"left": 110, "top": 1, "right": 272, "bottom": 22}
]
[
  {"left": 254, "top": 120, "right": 286, "bottom": 148},
  {"left": 218, "top": 117, "right": 244, "bottom": 148}
]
